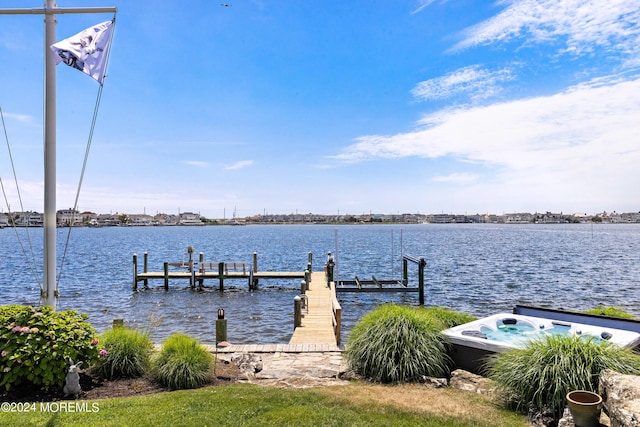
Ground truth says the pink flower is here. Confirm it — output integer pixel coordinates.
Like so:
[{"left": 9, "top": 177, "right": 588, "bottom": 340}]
[
  {"left": 1, "top": 351, "right": 7, "bottom": 357},
  {"left": 99, "top": 349, "right": 108, "bottom": 357},
  {"left": 92, "top": 338, "right": 99, "bottom": 345},
  {"left": 20, "top": 327, "right": 30, "bottom": 333},
  {"left": 11, "top": 326, "right": 21, "bottom": 333}
]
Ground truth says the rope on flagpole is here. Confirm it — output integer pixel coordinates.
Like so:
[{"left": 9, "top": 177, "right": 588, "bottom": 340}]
[
  {"left": 57, "top": 16, "right": 117, "bottom": 288},
  {"left": 0, "top": 107, "right": 44, "bottom": 292}
]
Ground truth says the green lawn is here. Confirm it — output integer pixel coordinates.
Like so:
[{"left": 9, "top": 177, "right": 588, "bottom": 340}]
[{"left": 0, "top": 383, "right": 528, "bottom": 427}]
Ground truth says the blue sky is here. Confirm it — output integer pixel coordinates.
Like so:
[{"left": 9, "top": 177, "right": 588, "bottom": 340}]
[{"left": 1, "top": 0, "right": 639, "bottom": 218}]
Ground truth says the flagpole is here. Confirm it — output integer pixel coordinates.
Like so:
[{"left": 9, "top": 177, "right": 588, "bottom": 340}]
[
  {"left": 43, "top": 0, "right": 57, "bottom": 308},
  {"left": 0, "top": 2, "right": 117, "bottom": 309}
]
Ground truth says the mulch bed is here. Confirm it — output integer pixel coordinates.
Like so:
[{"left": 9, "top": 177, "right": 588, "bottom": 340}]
[{"left": 1, "top": 359, "right": 241, "bottom": 403}]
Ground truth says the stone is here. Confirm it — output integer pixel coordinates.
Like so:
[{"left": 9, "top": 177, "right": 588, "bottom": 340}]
[
  {"left": 449, "top": 369, "right": 497, "bottom": 397},
  {"left": 419, "top": 376, "right": 448, "bottom": 388},
  {"left": 599, "top": 369, "right": 640, "bottom": 427},
  {"left": 230, "top": 352, "right": 263, "bottom": 379}
]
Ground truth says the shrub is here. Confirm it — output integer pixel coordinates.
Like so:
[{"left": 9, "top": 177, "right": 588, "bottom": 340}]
[
  {"left": 345, "top": 304, "right": 451, "bottom": 383},
  {"left": 583, "top": 305, "right": 637, "bottom": 320},
  {"left": 93, "top": 327, "right": 154, "bottom": 380},
  {"left": 486, "top": 334, "right": 640, "bottom": 418},
  {"left": 418, "top": 306, "right": 477, "bottom": 330},
  {"left": 153, "top": 333, "right": 213, "bottom": 390},
  {"left": 0, "top": 305, "right": 100, "bottom": 391}
]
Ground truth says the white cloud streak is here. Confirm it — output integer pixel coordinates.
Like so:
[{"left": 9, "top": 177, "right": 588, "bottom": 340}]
[
  {"left": 411, "top": 65, "right": 514, "bottom": 102},
  {"left": 223, "top": 160, "right": 254, "bottom": 170},
  {"left": 333, "top": 78, "right": 640, "bottom": 203},
  {"left": 453, "top": 0, "right": 640, "bottom": 62}
]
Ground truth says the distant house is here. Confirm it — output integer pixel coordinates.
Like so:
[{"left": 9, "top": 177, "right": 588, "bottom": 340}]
[
  {"left": 57, "top": 209, "right": 82, "bottom": 226},
  {"left": 13, "top": 211, "right": 44, "bottom": 227},
  {"left": 129, "top": 214, "right": 153, "bottom": 226},
  {"left": 179, "top": 212, "right": 203, "bottom": 225},
  {"left": 0, "top": 212, "right": 8, "bottom": 228}
]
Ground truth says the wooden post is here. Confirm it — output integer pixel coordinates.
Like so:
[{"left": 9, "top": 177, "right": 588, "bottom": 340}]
[
  {"left": 198, "top": 252, "right": 204, "bottom": 289},
  {"left": 188, "top": 247, "right": 195, "bottom": 290},
  {"left": 308, "top": 252, "right": 313, "bottom": 272},
  {"left": 294, "top": 296, "right": 302, "bottom": 329},
  {"left": 216, "top": 308, "right": 227, "bottom": 343},
  {"left": 403, "top": 258, "right": 408, "bottom": 286},
  {"left": 143, "top": 252, "right": 149, "bottom": 289},
  {"left": 418, "top": 257, "right": 426, "bottom": 306},
  {"left": 163, "top": 262, "right": 169, "bottom": 290},
  {"left": 305, "top": 269, "right": 310, "bottom": 287},
  {"left": 301, "top": 279, "right": 306, "bottom": 294},
  {"left": 218, "top": 262, "right": 225, "bottom": 291},
  {"left": 253, "top": 252, "right": 258, "bottom": 273},
  {"left": 132, "top": 253, "right": 138, "bottom": 291}
]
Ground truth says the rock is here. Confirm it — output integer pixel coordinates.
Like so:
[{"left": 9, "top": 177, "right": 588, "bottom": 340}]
[
  {"left": 449, "top": 369, "right": 497, "bottom": 397},
  {"left": 419, "top": 376, "right": 448, "bottom": 388},
  {"left": 230, "top": 353, "right": 263, "bottom": 379},
  {"left": 599, "top": 369, "right": 640, "bottom": 427}
]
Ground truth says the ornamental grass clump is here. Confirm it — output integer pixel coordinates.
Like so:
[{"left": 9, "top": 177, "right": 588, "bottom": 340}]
[
  {"left": 486, "top": 334, "right": 640, "bottom": 419},
  {"left": 583, "top": 305, "right": 637, "bottom": 320},
  {"left": 94, "top": 326, "right": 153, "bottom": 380},
  {"left": 345, "top": 304, "right": 451, "bottom": 383},
  {"left": 418, "top": 306, "right": 477, "bottom": 330},
  {"left": 0, "top": 305, "right": 100, "bottom": 391},
  {"left": 153, "top": 333, "right": 213, "bottom": 390}
]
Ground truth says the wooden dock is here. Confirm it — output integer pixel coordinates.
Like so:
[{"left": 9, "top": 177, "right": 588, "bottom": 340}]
[
  {"left": 132, "top": 251, "right": 310, "bottom": 291},
  {"left": 289, "top": 271, "right": 342, "bottom": 348}
]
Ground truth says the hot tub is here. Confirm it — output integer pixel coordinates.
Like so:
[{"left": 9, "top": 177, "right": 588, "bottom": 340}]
[{"left": 442, "top": 312, "right": 640, "bottom": 374}]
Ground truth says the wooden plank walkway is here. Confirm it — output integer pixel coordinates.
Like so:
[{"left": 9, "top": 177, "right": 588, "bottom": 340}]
[{"left": 289, "top": 271, "right": 337, "bottom": 346}]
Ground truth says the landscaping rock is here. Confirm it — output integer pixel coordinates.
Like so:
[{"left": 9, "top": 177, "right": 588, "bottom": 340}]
[
  {"left": 449, "top": 369, "right": 496, "bottom": 397},
  {"left": 599, "top": 369, "right": 640, "bottom": 427}
]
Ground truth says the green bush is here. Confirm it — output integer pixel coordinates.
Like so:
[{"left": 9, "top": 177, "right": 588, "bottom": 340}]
[
  {"left": 486, "top": 334, "right": 640, "bottom": 418},
  {"left": 0, "top": 305, "right": 100, "bottom": 391},
  {"left": 93, "top": 327, "right": 154, "bottom": 380},
  {"left": 418, "top": 306, "right": 477, "bottom": 330},
  {"left": 345, "top": 304, "right": 451, "bottom": 383},
  {"left": 583, "top": 305, "right": 637, "bottom": 319},
  {"left": 153, "top": 333, "right": 213, "bottom": 390}
]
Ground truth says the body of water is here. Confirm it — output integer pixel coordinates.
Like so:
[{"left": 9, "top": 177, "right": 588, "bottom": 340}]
[{"left": 1, "top": 223, "right": 638, "bottom": 344}]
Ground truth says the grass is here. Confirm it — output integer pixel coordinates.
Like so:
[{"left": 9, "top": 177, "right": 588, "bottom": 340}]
[
  {"left": 486, "top": 334, "right": 640, "bottom": 418},
  {"left": 0, "top": 382, "right": 529, "bottom": 427},
  {"left": 152, "top": 333, "right": 213, "bottom": 390},
  {"left": 345, "top": 304, "right": 451, "bottom": 382},
  {"left": 93, "top": 327, "right": 154, "bottom": 380},
  {"left": 583, "top": 305, "right": 637, "bottom": 319}
]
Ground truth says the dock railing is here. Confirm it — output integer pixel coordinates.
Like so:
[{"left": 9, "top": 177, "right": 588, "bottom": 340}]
[{"left": 330, "top": 280, "right": 342, "bottom": 345}]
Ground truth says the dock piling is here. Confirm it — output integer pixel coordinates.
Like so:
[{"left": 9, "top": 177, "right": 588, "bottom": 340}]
[
  {"left": 143, "top": 252, "right": 149, "bottom": 289},
  {"left": 216, "top": 308, "right": 227, "bottom": 343},
  {"left": 293, "top": 296, "right": 302, "bottom": 329},
  {"left": 418, "top": 257, "right": 425, "bottom": 306},
  {"left": 218, "top": 262, "right": 224, "bottom": 291},
  {"left": 163, "top": 262, "right": 169, "bottom": 290},
  {"left": 132, "top": 253, "right": 138, "bottom": 291}
]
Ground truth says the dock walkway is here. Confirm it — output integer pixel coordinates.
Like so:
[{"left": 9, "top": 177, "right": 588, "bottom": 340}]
[{"left": 289, "top": 271, "right": 341, "bottom": 348}]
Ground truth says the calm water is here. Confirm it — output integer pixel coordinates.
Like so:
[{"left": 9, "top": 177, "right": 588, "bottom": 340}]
[{"left": 1, "top": 224, "right": 639, "bottom": 344}]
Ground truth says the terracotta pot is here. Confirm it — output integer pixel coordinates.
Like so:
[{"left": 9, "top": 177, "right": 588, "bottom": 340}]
[{"left": 566, "top": 390, "right": 602, "bottom": 427}]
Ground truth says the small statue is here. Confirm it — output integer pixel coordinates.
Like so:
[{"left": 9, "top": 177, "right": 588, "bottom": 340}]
[{"left": 63, "top": 358, "right": 83, "bottom": 399}]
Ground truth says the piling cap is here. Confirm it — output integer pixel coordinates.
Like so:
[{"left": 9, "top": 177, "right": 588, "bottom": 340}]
[{"left": 294, "top": 295, "right": 301, "bottom": 301}]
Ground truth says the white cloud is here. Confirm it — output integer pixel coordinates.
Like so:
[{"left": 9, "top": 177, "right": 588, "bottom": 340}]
[
  {"left": 333, "top": 77, "right": 640, "bottom": 209},
  {"left": 411, "top": 65, "right": 514, "bottom": 102},
  {"left": 183, "top": 160, "right": 209, "bottom": 168},
  {"left": 223, "top": 160, "right": 254, "bottom": 170},
  {"left": 1, "top": 110, "right": 37, "bottom": 126},
  {"left": 453, "top": 0, "right": 640, "bottom": 61},
  {"left": 432, "top": 173, "right": 480, "bottom": 184},
  {"left": 411, "top": 0, "right": 439, "bottom": 15}
]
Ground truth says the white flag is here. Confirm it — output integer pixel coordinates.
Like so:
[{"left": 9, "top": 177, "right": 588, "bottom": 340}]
[{"left": 50, "top": 20, "right": 114, "bottom": 85}]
